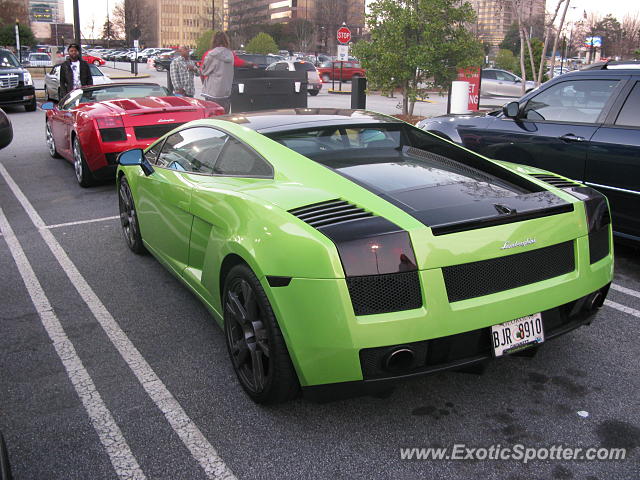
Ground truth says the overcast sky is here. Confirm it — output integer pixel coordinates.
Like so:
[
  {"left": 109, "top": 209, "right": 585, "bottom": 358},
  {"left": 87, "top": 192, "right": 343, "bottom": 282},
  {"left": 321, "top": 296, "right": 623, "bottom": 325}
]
[{"left": 65, "top": 0, "right": 639, "bottom": 40}]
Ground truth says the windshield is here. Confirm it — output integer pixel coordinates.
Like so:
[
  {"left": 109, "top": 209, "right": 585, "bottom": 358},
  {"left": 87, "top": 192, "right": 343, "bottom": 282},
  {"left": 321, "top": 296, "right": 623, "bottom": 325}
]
[
  {"left": 80, "top": 84, "right": 169, "bottom": 103},
  {"left": 0, "top": 50, "right": 20, "bottom": 68},
  {"left": 294, "top": 62, "right": 316, "bottom": 72}
]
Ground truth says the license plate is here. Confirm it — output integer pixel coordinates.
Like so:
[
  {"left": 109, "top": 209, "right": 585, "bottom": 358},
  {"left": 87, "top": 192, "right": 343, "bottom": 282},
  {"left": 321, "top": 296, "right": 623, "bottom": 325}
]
[{"left": 491, "top": 313, "right": 544, "bottom": 357}]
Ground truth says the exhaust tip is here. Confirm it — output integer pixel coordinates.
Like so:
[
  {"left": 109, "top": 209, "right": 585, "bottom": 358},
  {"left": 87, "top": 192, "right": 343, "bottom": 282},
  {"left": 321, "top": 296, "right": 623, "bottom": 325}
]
[
  {"left": 384, "top": 348, "right": 416, "bottom": 373},
  {"left": 589, "top": 292, "right": 604, "bottom": 310}
]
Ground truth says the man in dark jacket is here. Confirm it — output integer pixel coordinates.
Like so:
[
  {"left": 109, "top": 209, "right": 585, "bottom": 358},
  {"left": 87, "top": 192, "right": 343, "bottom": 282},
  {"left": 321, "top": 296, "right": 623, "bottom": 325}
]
[{"left": 59, "top": 43, "right": 92, "bottom": 99}]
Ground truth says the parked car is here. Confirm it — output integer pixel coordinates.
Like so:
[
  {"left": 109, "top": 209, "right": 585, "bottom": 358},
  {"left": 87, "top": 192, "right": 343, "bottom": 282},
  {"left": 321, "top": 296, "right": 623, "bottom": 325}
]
[
  {"left": 234, "top": 53, "right": 284, "bottom": 70},
  {"left": 480, "top": 68, "right": 536, "bottom": 96},
  {"left": 44, "top": 63, "right": 113, "bottom": 101},
  {"left": 316, "top": 61, "right": 365, "bottom": 82},
  {"left": 82, "top": 54, "right": 106, "bottom": 66},
  {"left": 26, "top": 52, "right": 52, "bottom": 67},
  {"left": 116, "top": 109, "right": 612, "bottom": 403},
  {"left": 153, "top": 50, "right": 195, "bottom": 72},
  {"left": 42, "top": 83, "right": 225, "bottom": 187},
  {"left": 417, "top": 61, "right": 640, "bottom": 242},
  {"left": 0, "top": 107, "right": 12, "bottom": 148},
  {"left": 0, "top": 48, "right": 36, "bottom": 111},
  {"left": 265, "top": 60, "right": 322, "bottom": 95}
]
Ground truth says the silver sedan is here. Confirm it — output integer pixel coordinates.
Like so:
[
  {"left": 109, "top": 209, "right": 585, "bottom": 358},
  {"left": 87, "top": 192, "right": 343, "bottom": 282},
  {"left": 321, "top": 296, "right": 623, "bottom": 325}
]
[{"left": 481, "top": 68, "right": 537, "bottom": 97}]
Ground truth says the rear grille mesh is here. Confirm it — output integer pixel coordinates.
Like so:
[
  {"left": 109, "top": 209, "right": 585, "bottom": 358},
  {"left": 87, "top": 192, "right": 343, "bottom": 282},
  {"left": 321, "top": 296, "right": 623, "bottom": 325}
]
[
  {"left": 346, "top": 271, "right": 423, "bottom": 316},
  {"left": 589, "top": 228, "right": 609, "bottom": 264},
  {"left": 289, "top": 199, "right": 373, "bottom": 228},
  {"left": 134, "top": 122, "right": 183, "bottom": 140},
  {"left": 529, "top": 173, "right": 582, "bottom": 188},
  {"left": 442, "top": 241, "right": 575, "bottom": 302}
]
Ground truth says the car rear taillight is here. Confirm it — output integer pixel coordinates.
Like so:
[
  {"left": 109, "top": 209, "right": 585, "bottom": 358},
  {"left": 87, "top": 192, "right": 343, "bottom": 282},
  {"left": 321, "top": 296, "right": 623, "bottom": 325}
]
[
  {"left": 97, "top": 116, "right": 126, "bottom": 142},
  {"left": 205, "top": 106, "right": 225, "bottom": 117},
  {"left": 337, "top": 232, "right": 417, "bottom": 277},
  {"left": 96, "top": 116, "right": 124, "bottom": 129}
]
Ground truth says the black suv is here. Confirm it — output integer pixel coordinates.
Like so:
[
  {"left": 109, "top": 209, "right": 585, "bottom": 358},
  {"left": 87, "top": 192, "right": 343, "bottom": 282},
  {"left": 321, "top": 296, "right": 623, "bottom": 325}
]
[
  {"left": 418, "top": 61, "right": 640, "bottom": 243},
  {"left": 0, "top": 49, "right": 36, "bottom": 111}
]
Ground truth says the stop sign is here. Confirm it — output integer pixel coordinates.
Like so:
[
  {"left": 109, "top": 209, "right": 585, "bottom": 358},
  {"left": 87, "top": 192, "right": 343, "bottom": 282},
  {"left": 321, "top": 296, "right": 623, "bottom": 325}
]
[{"left": 337, "top": 26, "right": 351, "bottom": 44}]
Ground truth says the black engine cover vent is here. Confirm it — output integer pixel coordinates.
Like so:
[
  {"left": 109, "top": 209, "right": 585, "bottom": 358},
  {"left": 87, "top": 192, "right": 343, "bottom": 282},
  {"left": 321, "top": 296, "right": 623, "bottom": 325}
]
[
  {"left": 289, "top": 199, "right": 373, "bottom": 229},
  {"left": 529, "top": 173, "right": 582, "bottom": 189}
]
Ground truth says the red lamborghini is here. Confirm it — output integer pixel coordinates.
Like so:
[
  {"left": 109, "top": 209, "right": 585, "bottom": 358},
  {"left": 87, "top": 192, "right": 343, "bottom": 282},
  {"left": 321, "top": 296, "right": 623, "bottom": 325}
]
[{"left": 43, "top": 83, "right": 225, "bottom": 186}]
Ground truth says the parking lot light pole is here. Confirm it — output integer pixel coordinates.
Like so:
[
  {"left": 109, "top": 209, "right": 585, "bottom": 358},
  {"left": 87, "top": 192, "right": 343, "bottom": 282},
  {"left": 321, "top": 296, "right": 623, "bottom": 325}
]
[{"left": 73, "top": 0, "right": 81, "bottom": 46}]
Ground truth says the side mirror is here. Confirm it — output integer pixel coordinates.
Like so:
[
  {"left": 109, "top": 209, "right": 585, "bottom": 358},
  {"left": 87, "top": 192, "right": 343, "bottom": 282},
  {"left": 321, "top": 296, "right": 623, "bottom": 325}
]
[
  {"left": 41, "top": 102, "right": 56, "bottom": 110},
  {"left": 514, "top": 78, "right": 521, "bottom": 83},
  {"left": 502, "top": 101, "right": 520, "bottom": 119},
  {"left": 118, "top": 148, "right": 154, "bottom": 176}
]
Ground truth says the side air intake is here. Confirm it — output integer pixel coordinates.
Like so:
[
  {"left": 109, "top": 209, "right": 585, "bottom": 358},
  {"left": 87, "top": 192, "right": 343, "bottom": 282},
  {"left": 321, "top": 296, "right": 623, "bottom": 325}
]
[
  {"left": 288, "top": 199, "right": 373, "bottom": 228},
  {"left": 529, "top": 173, "right": 582, "bottom": 189}
]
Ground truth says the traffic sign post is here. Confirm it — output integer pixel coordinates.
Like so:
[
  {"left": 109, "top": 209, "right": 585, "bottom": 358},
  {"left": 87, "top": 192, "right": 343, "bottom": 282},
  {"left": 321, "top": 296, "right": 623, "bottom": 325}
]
[{"left": 337, "top": 26, "right": 351, "bottom": 45}]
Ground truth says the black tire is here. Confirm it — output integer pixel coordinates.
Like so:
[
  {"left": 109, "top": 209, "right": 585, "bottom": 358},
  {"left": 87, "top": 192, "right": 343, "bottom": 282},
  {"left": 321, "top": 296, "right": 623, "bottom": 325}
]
[
  {"left": 223, "top": 264, "right": 299, "bottom": 404},
  {"left": 0, "top": 430, "right": 13, "bottom": 480},
  {"left": 25, "top": 97, "right": 36, "bottom": 112},
  {"left": 72, "top": 136, "right": 94, "bottom": 187},
  {"left": 118, "top": 176, "right": 146, "bottom": 254},
  {"left": 155, "top": 64, "right": 164, "bottom": 72},
  {"left": 309, "top": 89, "right": 319, "bottom": 96}
]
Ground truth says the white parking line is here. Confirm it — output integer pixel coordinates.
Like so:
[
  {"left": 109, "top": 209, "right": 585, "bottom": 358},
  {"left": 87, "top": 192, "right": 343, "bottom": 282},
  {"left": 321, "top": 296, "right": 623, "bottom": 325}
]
[
  {"left": 0, "top": 208, "right": 146, "bottom": 480},
  {"left": 605, "top": 300, "right": 640, "bottom": 319},
  {"left": 611, "top": 283, "right": 640, "bottom": 300},
  {"left": 45, "top": 215, "right": 120, "bottom": 229},
  {"left": 0, "top": 165, "right": 236, "bottom": 479}
]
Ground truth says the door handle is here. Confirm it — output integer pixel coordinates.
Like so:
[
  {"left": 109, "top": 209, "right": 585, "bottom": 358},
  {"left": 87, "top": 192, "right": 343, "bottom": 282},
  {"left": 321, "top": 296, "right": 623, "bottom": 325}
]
[{"left": 559, "top": 133, "right": 585, "bottom": 142}]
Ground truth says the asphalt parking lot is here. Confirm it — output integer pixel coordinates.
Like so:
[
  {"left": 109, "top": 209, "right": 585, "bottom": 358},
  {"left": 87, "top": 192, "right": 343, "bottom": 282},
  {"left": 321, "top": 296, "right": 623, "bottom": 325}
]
[{"left": 0, "top": 104, "right": 639, "bottom": 480}]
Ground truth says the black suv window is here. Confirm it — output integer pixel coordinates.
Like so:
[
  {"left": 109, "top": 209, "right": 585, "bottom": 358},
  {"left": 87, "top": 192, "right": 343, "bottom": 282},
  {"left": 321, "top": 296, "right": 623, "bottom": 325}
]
[
  {"left": 615, "top": 82, "right": 640, "bottom": 128},
  {"left": 523, "top": 79, "right": 619, "bottom": 123},
  {"left": 482, "top": 70, "right": 496, "bottom": 80}
]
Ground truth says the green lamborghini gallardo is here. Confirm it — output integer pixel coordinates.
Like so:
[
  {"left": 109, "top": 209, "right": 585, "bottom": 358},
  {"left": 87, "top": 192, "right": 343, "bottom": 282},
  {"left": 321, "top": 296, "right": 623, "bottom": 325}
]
[{"left": 116, "top": 109, "right": 613, "bottom": 404}]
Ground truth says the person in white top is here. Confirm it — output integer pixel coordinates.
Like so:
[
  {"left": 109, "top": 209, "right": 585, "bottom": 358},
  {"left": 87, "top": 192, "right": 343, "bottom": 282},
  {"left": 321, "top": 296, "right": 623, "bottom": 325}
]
[{"left": 59, "top": 43, "right": 93, "bottom": 99}]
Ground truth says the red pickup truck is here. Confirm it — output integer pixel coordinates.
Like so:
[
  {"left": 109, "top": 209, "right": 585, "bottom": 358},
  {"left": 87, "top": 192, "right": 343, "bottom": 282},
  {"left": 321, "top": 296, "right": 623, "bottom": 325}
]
[{"left": 316, "top": 61, "right": 366, "bottom": 82}]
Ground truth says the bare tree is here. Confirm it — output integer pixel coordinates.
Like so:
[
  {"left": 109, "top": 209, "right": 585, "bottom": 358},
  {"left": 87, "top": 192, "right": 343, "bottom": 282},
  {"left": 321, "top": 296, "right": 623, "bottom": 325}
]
[
  {"left": 112, "top": 0, "right": 157, "bottom": 47},
  {"left": 536, "top": 0, "right": 566, "bottom": 83},
  {"left": 289, "top": 19, "right": 315, "bottom": 52},
  {"left": 546, "top": 0, "right": 570, "bottom": 78},
  {"left": 620, "top": 14, "right": 640, "bottom": 59}
]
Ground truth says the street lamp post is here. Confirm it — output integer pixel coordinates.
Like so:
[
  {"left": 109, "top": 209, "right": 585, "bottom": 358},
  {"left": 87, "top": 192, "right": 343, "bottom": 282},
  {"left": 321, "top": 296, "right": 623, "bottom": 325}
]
[{"left": 73, "top": 0, "right": 81, "bottom": 45}]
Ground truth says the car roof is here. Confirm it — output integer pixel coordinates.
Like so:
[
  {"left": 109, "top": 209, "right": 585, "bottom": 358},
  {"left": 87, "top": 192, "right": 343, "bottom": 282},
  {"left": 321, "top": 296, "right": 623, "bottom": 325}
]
[{"left": 216, "top": 109, "right": 402, "bottom": 133}]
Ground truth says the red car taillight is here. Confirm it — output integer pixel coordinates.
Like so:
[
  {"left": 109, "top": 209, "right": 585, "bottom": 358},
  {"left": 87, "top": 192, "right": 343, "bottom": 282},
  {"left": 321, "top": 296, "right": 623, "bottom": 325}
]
[
  {"left": 96, "top": 116, "right": 126, "bottom": 142},
  {"left": 96, "top": 116, "right": 124, "bottom": 129}
]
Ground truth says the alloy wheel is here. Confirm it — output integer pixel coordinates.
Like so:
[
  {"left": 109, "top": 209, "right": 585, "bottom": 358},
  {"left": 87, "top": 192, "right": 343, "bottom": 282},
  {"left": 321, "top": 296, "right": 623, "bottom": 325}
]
[
  {"left": 73, "top": 139, "right": 83, "bottom": 183},
  {"left": 119, "top": 179, "right": 137, "bottom": 249},
  {"left": 225, "top": 279, "right": 271, "bottom": 394},
  {"left": 45, "top": 123, "right": 57, "bottom": 157}
]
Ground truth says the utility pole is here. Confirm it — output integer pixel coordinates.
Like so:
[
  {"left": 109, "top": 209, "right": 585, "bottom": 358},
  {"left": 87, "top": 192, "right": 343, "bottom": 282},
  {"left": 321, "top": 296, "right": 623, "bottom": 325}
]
[
  {"left": 73, "top": 0, "right": 81, "bottom": 46},
  {"left": 15, "top": 20, "right": 21, "bottom": 63}
]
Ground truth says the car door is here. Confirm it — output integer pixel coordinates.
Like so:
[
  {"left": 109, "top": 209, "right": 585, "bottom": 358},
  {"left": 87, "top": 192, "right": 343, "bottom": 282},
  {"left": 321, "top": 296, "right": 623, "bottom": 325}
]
[
  {"left": 478, "top": 77, "right": 625, "bottom": 181},
  {"left": 45, "top": 65, "right": 60, "bottom": 98},
  {"left": 586, "top": 77, "right": 640, "bottom": 239},
  {"left": 49, "top": 89, "right": 83, "bottom": 157},
  {"left": 136, "top": 127, "right": 227, "bottom": 273},
  {"left": 494, "top": 70, "right": 520, "bottom": 96},
  {"left": 481, "top": 70, "right": 497, "bottom": 96}
]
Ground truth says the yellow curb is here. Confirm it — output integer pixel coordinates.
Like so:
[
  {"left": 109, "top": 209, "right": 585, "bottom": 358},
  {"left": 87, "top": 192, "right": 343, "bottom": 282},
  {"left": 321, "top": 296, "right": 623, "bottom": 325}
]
[{"left": 327, "top": 89, "right": 351, "bottom": 94}]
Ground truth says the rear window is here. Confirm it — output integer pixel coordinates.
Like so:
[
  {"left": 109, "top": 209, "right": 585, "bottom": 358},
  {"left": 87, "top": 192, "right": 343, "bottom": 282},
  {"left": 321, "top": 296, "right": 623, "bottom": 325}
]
[{"left": 294, "top": 62, "right": 316, "bottom": 72}]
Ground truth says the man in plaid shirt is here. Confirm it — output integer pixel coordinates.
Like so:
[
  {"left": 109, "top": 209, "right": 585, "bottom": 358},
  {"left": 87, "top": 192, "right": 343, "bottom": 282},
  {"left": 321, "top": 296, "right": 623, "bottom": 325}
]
[{"left": 170, "top": 46, "right": 199, "bottom": 97}]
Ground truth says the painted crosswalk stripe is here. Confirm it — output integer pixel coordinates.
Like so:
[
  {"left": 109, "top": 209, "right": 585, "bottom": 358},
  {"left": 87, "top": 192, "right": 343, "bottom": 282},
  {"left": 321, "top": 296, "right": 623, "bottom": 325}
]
[
  {"left": 605, "top": 299, "right": 640, "bottom": 318},
  {"left": 45, "top": 215, "right": 120, "bottom": 229},
  {"left": 0, "top": 208, "right": 146, "bottom": 480},
  {"left": 611, "top": 283, "right": 640, "bottom": 300},
  {"left": 0, "top": 164, "right": 235, "bottom": 479}
]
